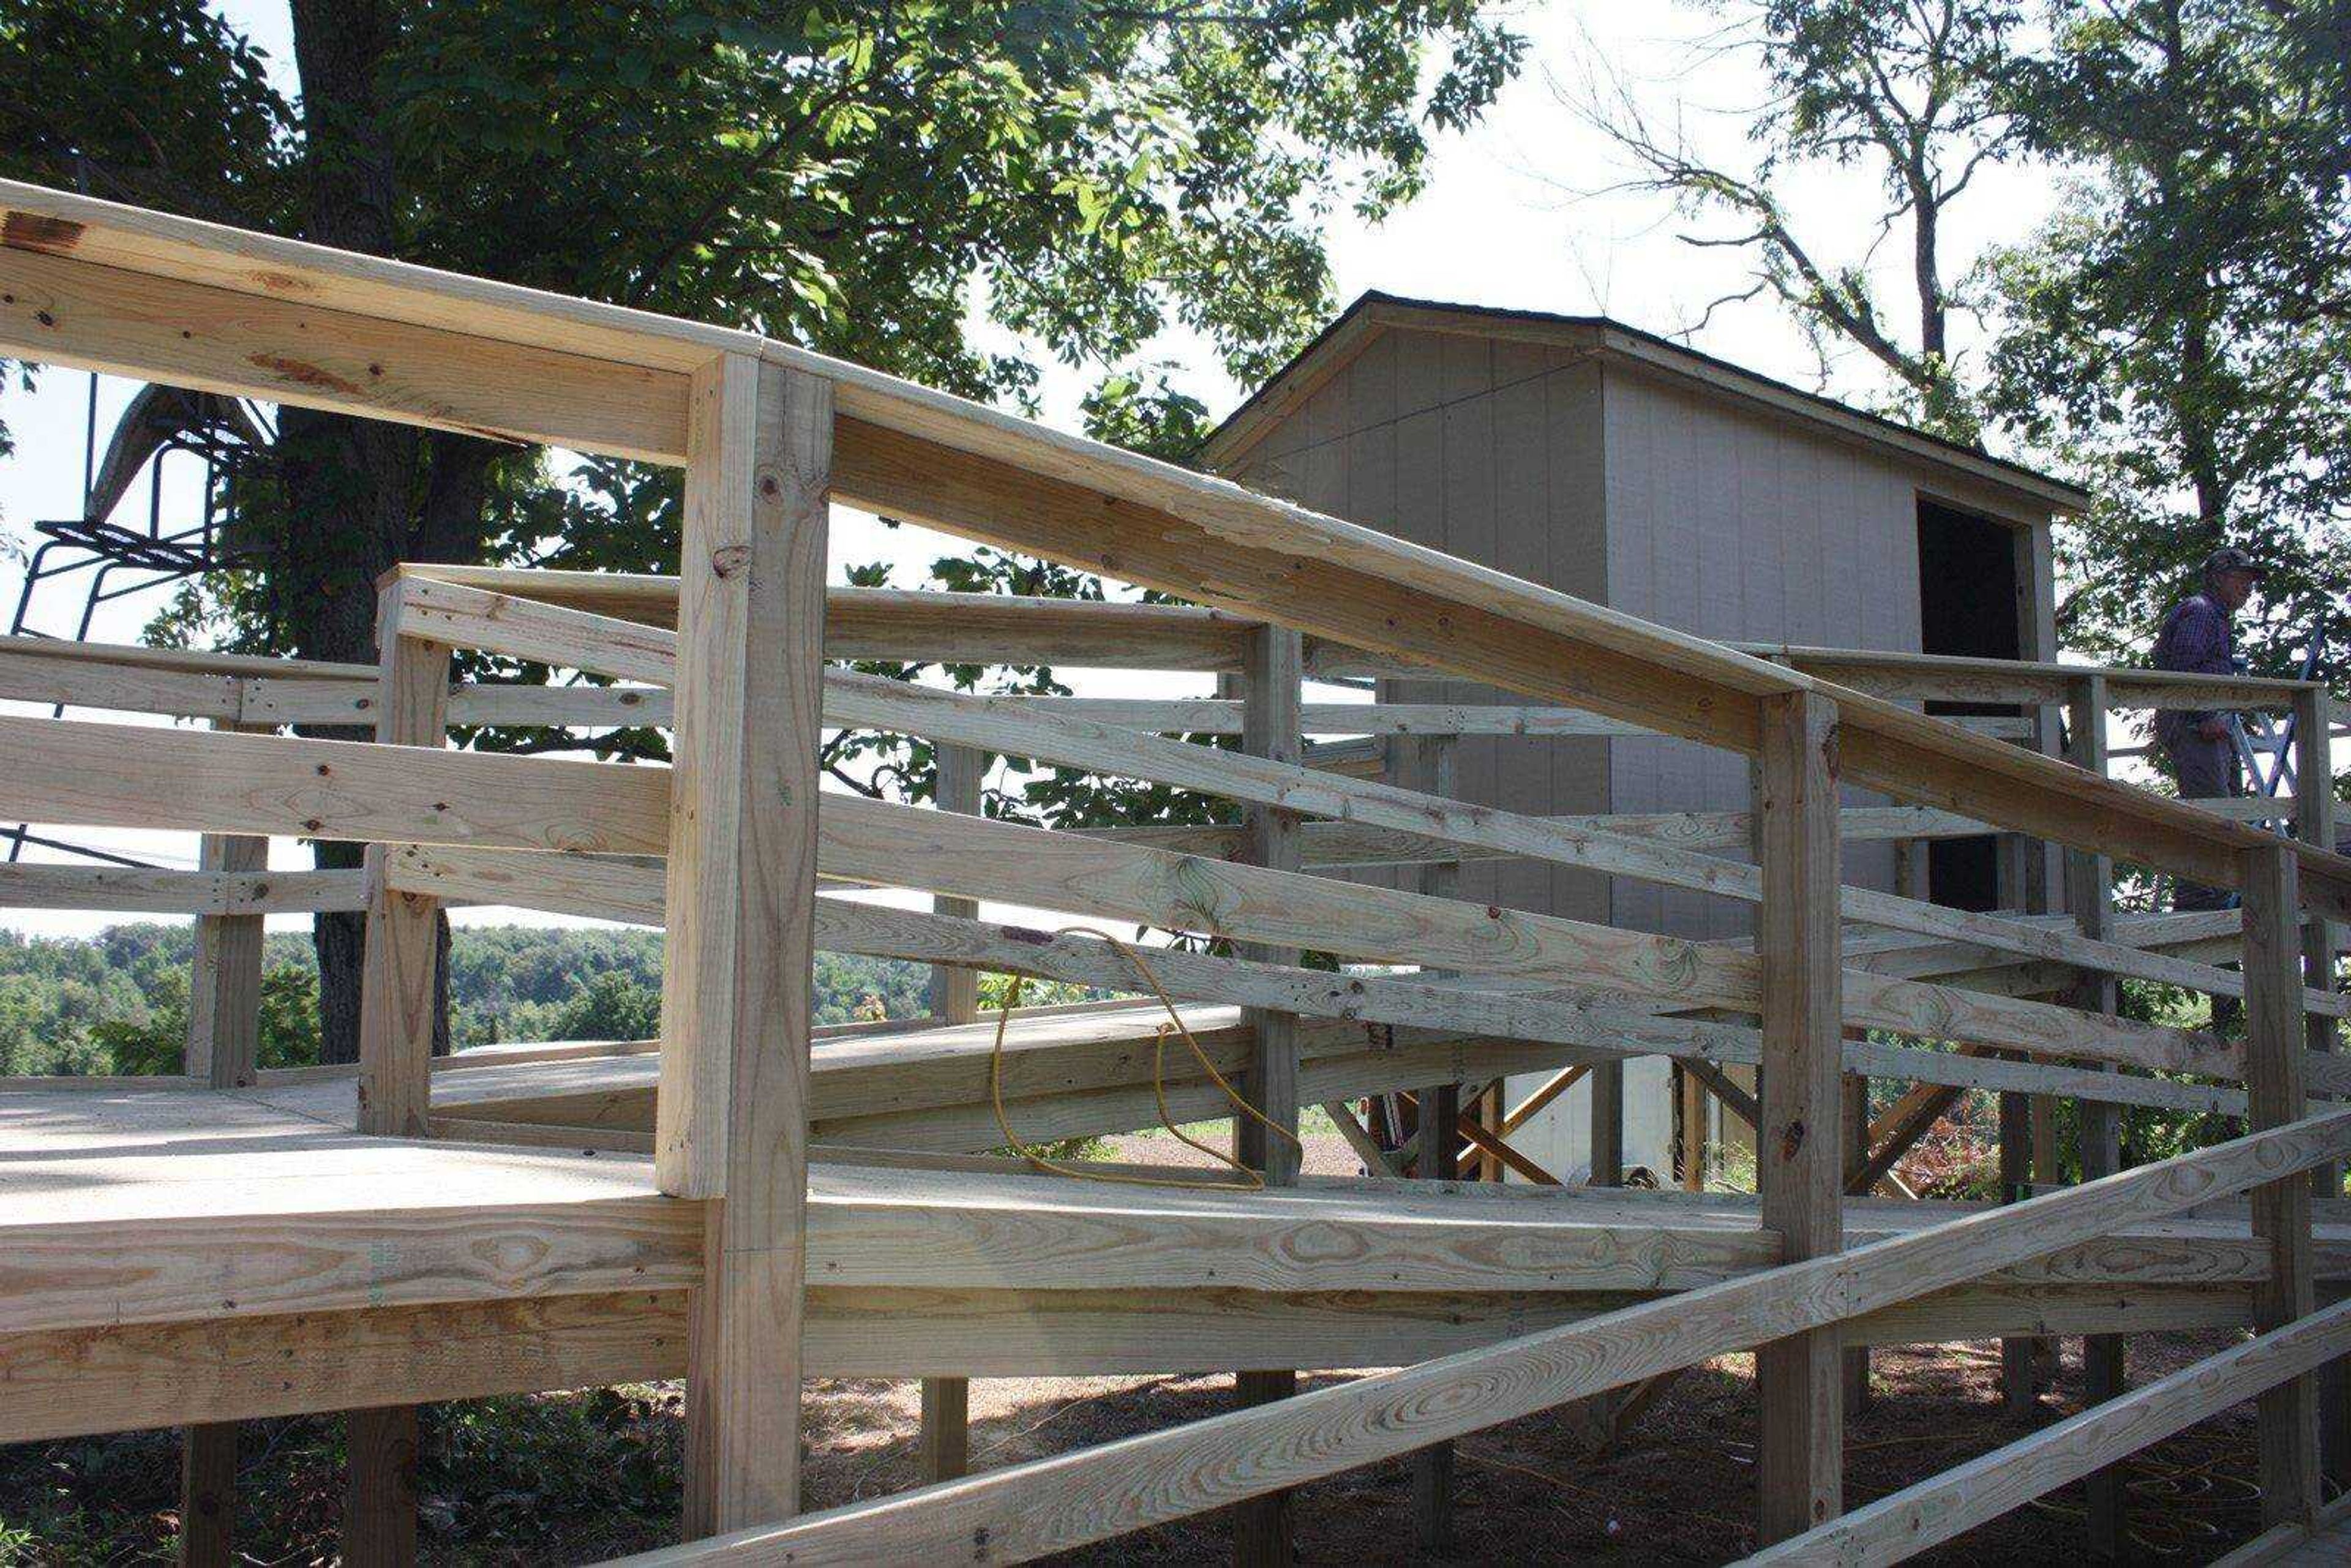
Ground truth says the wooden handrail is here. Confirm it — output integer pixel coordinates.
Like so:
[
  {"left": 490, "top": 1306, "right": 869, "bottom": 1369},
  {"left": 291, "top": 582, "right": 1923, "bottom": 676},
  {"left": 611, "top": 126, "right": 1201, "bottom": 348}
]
[{"left": 613, "top": 1107, "right": 2351, "bottom": 1567}]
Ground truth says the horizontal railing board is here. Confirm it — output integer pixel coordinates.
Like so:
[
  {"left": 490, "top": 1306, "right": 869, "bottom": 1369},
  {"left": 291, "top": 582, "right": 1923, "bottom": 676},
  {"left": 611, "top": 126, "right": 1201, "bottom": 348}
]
[
  {"left": 1744, "top": 642, "right": 2315, "bottom": 712},
  {"left": 390, "top": 576, "right": 2331, "bottom": 1014},
  {"left": 0, "top": 864, "right": 367, "bottom": 915},
  {"left": 0, "top": 715, "right": 670, "bottom": 854},
  {"left": 0, "top": 240, "right": 689, "bottom": 463},
  {"left": 1089, "top": 806, "right": 2010, "bottom": 867},
  {"left": 386, "top": 843, "right": 2256, "bottom": 1120}
]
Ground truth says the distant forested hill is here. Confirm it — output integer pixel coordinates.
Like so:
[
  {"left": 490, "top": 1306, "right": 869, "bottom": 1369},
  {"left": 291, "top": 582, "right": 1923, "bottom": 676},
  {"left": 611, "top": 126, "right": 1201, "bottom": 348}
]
[{"left": 0, "top": 923, "right": 934, "bottom": 1076}]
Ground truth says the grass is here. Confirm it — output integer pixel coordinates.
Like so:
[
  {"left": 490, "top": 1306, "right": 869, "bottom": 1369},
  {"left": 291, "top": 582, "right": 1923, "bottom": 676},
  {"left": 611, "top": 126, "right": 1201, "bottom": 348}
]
[{"left": 0, "top": 1390, "right": 688, "bottom": 1566}]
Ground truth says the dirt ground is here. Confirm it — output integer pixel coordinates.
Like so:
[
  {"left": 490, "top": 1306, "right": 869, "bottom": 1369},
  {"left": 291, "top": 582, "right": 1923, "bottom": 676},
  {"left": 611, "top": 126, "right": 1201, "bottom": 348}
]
[{"left": 802, "top": 1332, "right": 2274, "bottom": 1566}]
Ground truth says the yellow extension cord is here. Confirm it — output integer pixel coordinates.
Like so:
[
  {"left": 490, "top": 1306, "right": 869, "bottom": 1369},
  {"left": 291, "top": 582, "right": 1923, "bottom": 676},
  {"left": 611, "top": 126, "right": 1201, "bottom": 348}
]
[{"left": 988, "top": 926, "right": 1303, "bottom": 1192}]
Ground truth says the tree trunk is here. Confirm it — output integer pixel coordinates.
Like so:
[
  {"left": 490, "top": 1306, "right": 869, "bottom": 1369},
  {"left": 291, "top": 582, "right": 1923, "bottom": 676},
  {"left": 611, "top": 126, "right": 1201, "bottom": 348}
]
[{"left": 282, "top": 0, "right": 452, "bottom": 1065}]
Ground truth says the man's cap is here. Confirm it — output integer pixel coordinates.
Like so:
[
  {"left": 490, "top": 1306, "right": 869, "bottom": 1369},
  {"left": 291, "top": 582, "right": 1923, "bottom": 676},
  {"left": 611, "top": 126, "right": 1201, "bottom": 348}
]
[{"left": 2202, "top": 546, "right": 2268, "bottom": 580}]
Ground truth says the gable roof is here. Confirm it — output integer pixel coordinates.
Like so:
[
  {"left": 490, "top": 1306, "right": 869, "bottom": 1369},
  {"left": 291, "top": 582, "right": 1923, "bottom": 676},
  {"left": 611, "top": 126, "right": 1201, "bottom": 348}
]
[{"left": 1200, "top": 292, "right": 2090, "bottom": 516}]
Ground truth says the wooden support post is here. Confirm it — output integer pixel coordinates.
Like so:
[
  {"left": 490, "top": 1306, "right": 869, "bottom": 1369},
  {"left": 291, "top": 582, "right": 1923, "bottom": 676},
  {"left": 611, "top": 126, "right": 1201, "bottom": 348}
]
[
  {"left": 2245, "top": 839, "right": 2321, "bottom": 1528},
  {"left": 178, "top": 1422, "right": 234, "bottom": 1568},
  {"left": 1232, "top": 623, "right": 1303, "bottom": 1567},
  {"left": 2293, "top": 688, "right": 2349, "bottom": 1492},
  {"left": 921, "top": 741, "right": 984, "bottom": 1482},
  {"left": 1996, "top": 743, "right": 2046, "bottom": 1416},
  {"left": 1411, "top": 1081, "right": 1460, "bottom": 1552},
  {"left": 1757, "top": 689, "right": 1844, "bottom": 1543},
  {"left": 1997, "top": 1087, "right": 2039, "bottom": 1416},
  {"left": 919, "top": 1378, "right": 969, "bottom": 1487},
  {"left": 1680, "top": 1063, "right": 1709, "bottom": 1191},
  {"left": 357, "top": 586, "right": 451, "bottom": 1140},
  {"left": 2067, "top": 675, "right": 2126, "bottom": 1555},
  {"left": 1401, "top": 729, "right": 1462, "bottom": 1549},
  {"left": 2004, "top": 547, "right": 2063, "bottom": 1415},
  {"left": 186, "top": 723, "right": 268, "bottom": 1090},
  {"left": 344, "top": 587, "right": 452, "bottom": 1565},
  {"left": 661, "top": 355, "right": 833, "bottom": 1536},
  {"left": 1840, "top": 1071, "right": 1871, "bottom": 1418},
  {"left": 342, "top": 1408, "right": 420, "bottom": 1567},
  {"left": 179, "top": 723, "right": 268, "bottom": 1567},
  {"left": 926, "top": 743, "right": 984, "bottom": 1026},
  {"left": 1588, "top": 1054, "right": 1625, "bottom": 1185}
]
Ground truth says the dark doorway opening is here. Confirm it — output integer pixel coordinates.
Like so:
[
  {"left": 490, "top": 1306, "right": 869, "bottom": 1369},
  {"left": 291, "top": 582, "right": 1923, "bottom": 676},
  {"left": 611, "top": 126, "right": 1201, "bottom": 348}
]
[{"left": 1915, "top": 497, "right": 2023, "bottom": 912}]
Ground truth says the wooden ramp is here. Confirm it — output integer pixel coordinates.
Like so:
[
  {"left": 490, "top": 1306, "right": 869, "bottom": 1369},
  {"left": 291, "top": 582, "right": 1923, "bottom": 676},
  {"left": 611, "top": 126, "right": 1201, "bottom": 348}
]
[
  {"left": 6, "top": 1082, "right": 2342, "bottom": 1446},
  {"left": 242, "top": 1001, "right": 1545, "bottom": 1155}
]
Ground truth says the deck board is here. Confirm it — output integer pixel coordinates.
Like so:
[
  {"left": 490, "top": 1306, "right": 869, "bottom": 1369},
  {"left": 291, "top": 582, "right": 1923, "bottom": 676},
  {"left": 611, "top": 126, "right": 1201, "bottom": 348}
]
[{"left": 1, "top": 1081, "right": 2339, "bottom": 1438}]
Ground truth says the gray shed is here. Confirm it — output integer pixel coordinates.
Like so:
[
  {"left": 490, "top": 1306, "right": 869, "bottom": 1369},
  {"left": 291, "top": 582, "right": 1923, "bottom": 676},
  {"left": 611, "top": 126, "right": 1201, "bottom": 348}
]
[{"left": 1201, "top": 294, "right": 2091, "bottom": 1179}]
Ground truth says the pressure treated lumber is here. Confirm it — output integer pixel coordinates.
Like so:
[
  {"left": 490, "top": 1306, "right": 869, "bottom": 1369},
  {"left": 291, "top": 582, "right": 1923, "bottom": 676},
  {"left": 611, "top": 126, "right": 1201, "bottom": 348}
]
[
  {"left": 1755, "top": 690, "right": 1845, "bottom": 1541},
  {"left": 356, "top": 592, "right": 451, "bottom": 1138},
  {"left": 618, "top": 1109, "right": 2351, "bottom": 1567},
  {"left": 373, "top": 580, "right": 2333, "bottom": 1077},
  {"left": 0, "top": 713, "right": 670, "bottom": 853},
  {"left": 920, "top": 740, "right": 983, "bottom": 1482},
  {"left": 184, "top": 727, "right": 268, "bottom": 1091},
  {"left": 387, "top": 573, "right": 2322, "bottom": 1013},
  {"left": 179, "top": 1422, "right": 234, "bottom": 1567},
  {"left": 383, "top": 844, "right": 2260, "bottom": 1132},
  {"left": 0, "top": 863, "right": 365, "bottom": 915},
  {"left": 347, "top": 598, "right": 452, "bottom": 1559},
  {"left": 661, "top": 356, "right": 831, "bottom": 1537},
  {"left": 1231, "top": 624, "right": 1304, "bottom": 1564},
  {"left": 0, "top": 235, "right": 689, "bottom": 463},
  {"left": 2246, "top": 841, "right": 2323, "bottom": 1528},
  {"left": 2066, "top": 671, "right": 2127, "bottom": 1554},
  {"left": 2295, "top": 688, "right": 2350, "bottom": 1491}
]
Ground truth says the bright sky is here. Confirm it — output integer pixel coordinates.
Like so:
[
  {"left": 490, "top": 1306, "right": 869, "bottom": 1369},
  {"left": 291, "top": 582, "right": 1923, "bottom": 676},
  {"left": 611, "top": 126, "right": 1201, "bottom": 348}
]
[{"left": 0, "top": 1, "right": 2071, "bottom": 938}]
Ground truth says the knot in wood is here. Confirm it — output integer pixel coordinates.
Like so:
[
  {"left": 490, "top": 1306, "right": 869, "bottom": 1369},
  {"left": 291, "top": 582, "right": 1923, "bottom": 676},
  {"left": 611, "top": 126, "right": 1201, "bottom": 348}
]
[
  {"left": 710, "top": 544, "right": 752, "bottom": 579},
  {"left": 1779, "top": 1119, "right": 1806, "bottom": 1161}
]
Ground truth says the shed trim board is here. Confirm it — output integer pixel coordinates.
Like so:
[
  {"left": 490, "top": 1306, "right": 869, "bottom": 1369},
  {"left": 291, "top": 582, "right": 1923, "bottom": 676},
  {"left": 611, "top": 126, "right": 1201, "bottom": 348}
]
[{"left": 1202, "top": 294, "right": 2087, "bottom": 520}]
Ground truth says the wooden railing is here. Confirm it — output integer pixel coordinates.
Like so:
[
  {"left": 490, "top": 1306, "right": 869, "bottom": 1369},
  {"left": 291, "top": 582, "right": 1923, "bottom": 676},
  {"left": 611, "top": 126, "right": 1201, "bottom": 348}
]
[{"left": 4, "top": 173, "right": 2349, "bottom": 1562}]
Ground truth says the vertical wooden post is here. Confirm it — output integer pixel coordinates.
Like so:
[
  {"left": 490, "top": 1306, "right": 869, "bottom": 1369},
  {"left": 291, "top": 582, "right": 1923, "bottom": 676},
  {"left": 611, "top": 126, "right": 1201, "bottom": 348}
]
[
  {"left": 357, "top": 581, "right": 451, "bottom": 1141},
  {"left": 1232, "top": 623, "right": 1303, "bottom": 1567},
  {"left": 661, "top": 355, "right": 833, "bottom": 1537},
  {"left": 179, "top": 722, "right": 268, "bottom": 1568},
  {"left": 2244, "top": 839, "right": 2320, "bottom": 1528},
  {"left": 1680, "top": 1063, "right": 1709, "bottom": 1191},
  {"left": 1756, "top": 689, "right": 1844, "bottom": 1544},
  {"left": 186, "top": 726, "right": 268, "bottom": 1089},
  {"left": 926, "top": 743, "right": 985, "bottom": 1026},
  {"left": 1840, "top": 1071, "right": 1871, "bottom": 1418},
  {"left": 345, "top": 582, "right": 452, "bottom": 1566},
  {"left": 1411, "top": 1081, "right": 1461, "bottom": 1553},
  {"left": 2293, "top": 688, "right": 2348, "bottom": 1488},
  {"left": 2004, "top": 531, "right": 2063, "bottom": 1414},
  {"left": 342, "top": 1406, "right": 421, "bottom": 1567},
  {"left": 1409, "top": 730, "right": 1461, "bottom": 1552},
  {"left": 1997, "top": 1086, "right": 2038, "bottom": 1416},
  {"left": 1588, "top": 1055, "right": 1624, "bottom": 1185},
  {"left": 178, "top": 1421, "right": 235, "bottom": 1568},
  {"left": 921, "top": 740, "right": 984, "bottom": 1484},
  {"left": 2067, "top": 675, "right": 2126, "bottom": 1555}
]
